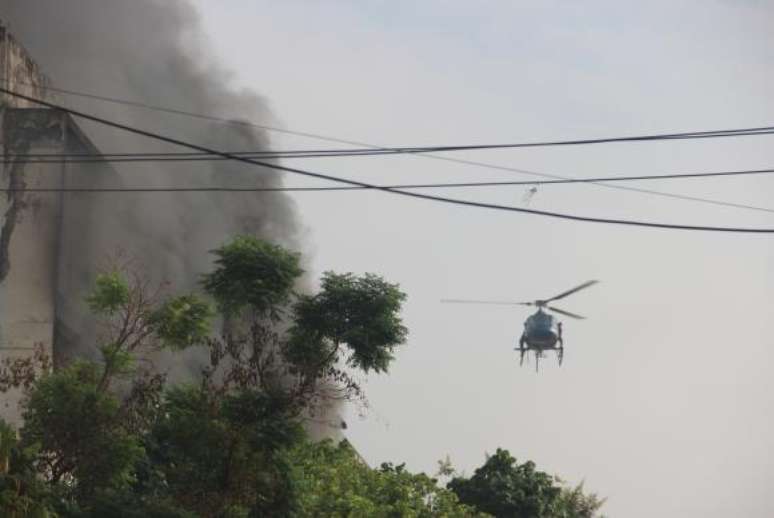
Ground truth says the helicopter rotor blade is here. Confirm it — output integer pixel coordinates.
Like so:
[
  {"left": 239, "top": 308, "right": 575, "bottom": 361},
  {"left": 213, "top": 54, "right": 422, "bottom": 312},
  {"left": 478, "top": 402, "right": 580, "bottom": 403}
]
[
  {"left": 543, "top": 280, "right": 599, "bottom": 303},
  {"left": 546, "top": 305, "right": 586, "bottom": 320},
  {"left": 440, "top": 299, "right": 533, "bottom": 306}
]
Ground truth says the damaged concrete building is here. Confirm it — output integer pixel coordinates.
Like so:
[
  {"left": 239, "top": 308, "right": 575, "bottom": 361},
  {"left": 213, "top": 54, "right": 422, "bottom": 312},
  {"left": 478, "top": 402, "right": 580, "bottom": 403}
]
[
  {"left": 0, "top": 18, "right": 346, "bottom": 440},
  {"left": 0, "top": 22, "right": 128, "bottom": 425}
]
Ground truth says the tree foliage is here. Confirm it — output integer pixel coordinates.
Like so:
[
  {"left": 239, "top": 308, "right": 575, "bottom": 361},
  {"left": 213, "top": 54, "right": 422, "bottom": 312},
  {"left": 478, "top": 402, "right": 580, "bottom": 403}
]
[
  {"left": 554, "top": 482, "right": 607, "bottom": 518},
  {"left": 448, "top": 449, "right": 605, "bottom": 518},
  {"left": 291, "top": 272, "right": 407, "bottom": 374},
  {"left": 150, "top": 295, "right": 214, "bottom": 350},
  {"left": 291, "top": 439, "right": 486, "bottom": 517},
  {"left": 21, "top": 361, "right": 144, "bottom": 500},
  {"left": 449, "top": 449, "right": 560, "bottom": 518},
  {"left": 0, "top": 420, "right": 55, "bottom": 518},
  {"left": 86, "top": 271, "right": 130, "bottom": 315},
  {"left": 0, "top": 236, "right": 604, "bottom": 517},
  {"left": 201, "top": 236, "right": 302, "bottom": 318},
  {"left": 142, "top": 386, "right": 302, "bottom": 517},
  {"left": 0, "top": 236, "right": 413, "bottom": 516}
]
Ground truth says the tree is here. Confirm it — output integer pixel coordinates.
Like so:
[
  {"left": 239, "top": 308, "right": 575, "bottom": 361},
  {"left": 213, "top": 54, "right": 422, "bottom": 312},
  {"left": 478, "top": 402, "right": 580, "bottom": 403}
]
[
  {"left": 142, "top": 386, "right": 303, "bottom": 517},
  {"left": 448, "top": 449, "right": 560, "bottom": 518},
  {"left": 201, "top": 236, "right": 302, "bottom": 318},
  {"left": 448, "top": 449, "right": 605, "bottom": 518},
  {"left": 290, "top": 272, "right": 407, "bottom": 374},
  {"left": 554, "top": 482, "right": 606, "bottom": 518},
  {"left": 20, "top": 361, "right": 144, "bottom": 500},
  {"left": 0, "top": 236, "right": 606, "bottom": 517},
  {"left": 199, "top": 239, "right": 408, "bottom": 416},
  {"left": 11, "top": 262, "right": 212, "bottom": 511},
  {"left": 0, "top": 235, "right": 409, "bottom": 516},
  {"left": 0, "top": 420, "right": 56, "bottom": 518},
  {"left": 290, "top": 439, "right": 487, "bottom": 517}
]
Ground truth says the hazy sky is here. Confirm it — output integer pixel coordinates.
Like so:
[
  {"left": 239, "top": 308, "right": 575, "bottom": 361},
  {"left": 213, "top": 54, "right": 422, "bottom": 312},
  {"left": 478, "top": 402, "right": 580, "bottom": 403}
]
[{"left": 171, "top": 2, "right": 773, "bottom": 516}]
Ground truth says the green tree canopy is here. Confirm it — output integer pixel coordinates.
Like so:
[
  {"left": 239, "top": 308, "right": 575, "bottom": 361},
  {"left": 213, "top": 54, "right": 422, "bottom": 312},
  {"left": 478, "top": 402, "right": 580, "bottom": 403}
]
[
  {"left": 448, "top": 449, "right": 605, "bottom": 518},
  {"left": 0, "top": 236, "right": 603, "bottom": 517},
  {"left": 290, "top": 272, "right": 407, "bottom": 374},
  {"left": 291, "top": 439, "right": 487, "bottom": 517},
  {"left": 201, "top": 236, "right": 302, "bottom": 318},
  {"left": 0, "top": 236, "right": 412, "bottom": 516}
]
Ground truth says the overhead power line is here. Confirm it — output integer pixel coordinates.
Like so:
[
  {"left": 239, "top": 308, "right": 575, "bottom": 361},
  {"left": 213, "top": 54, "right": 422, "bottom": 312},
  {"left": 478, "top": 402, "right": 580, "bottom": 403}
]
[
  {"left": 5, "top": 156, "right": 774, "bottom": 191},
  {"left": 2, "top": 173, "right": 773, "bottom": 214},
  {"left": 5, "top": 149, "right": 774, "bottom": 214},
  {"left": 2, "top": 169, "right": 773, "bottom": 198},
  {"left": 6, "top": 78, "right": 774, "bottom": 152},
  {"left": 7, "top": 152, "right": 774, "bottom": 185},
  {"left": 8, "top": 150, "right": 774, "bottom": 184},
  {"left": 2, "top": 86, "right": 774, "bottom": 233},
  {"left": 12, "top": 79, "right": 773, "bottom": 214},
  {"left": 7, "top": 183, "right": 766, "bottom": 213}
]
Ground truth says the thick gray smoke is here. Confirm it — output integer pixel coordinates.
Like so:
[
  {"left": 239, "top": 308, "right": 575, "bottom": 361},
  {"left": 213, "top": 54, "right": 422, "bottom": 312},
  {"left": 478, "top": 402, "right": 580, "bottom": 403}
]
[{"left": 0, "top": 1, "right": 308, "bottom": 379}]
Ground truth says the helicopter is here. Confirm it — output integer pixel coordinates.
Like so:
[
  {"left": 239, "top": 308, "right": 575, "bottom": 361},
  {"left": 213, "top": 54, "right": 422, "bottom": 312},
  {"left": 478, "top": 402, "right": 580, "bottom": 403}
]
[{"left": 441, "top": 280, "right": 598, "bottom": 371}]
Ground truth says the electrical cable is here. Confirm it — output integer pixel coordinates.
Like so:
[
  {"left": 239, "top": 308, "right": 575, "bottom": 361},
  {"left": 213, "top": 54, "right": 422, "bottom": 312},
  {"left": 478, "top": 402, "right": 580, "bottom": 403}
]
[
  {"left": 10, "top": 79, "right": 773, "bottom": 214},
  {"left": 7, "top": 153, "right": 774, "bottom": 184},
  {"left": 4, "top": 159, "right": 774, "bottom": 189},
  {"left": 6, "top": 154, "right": 774, "bottom": 214},
  {"left": 2, "top": 86, "right": 773, "bottom": 233},
  {"left": 6, "top": 78, "right": 774, "bottom": 152}
]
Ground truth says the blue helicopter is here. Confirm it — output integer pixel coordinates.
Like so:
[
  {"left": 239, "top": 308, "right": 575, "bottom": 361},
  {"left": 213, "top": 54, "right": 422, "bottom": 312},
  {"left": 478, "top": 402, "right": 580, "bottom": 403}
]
[{"left": 442, "top": 280, "right": 598, "bottom": 371}]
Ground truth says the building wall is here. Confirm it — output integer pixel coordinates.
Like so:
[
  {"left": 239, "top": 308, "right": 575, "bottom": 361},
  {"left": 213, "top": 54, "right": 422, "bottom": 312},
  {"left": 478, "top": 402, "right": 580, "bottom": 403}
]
[
  {"left": 0, "top": 103, "right": 123, "bottom": 427},
  {"left": 53, "top": 116, "right": 123, "bottom": 367},
  {"left": 0, "top": 109, "right": 66, "bottom": 425},
  {"left": 0, "top": 22, "right": 345, "bottom": 440},
  {"left": 0, "top": 20, "right": 49, "bottom": 108},
  {"left": 0, "top": 19, "right": 76, "bottom": 426}
]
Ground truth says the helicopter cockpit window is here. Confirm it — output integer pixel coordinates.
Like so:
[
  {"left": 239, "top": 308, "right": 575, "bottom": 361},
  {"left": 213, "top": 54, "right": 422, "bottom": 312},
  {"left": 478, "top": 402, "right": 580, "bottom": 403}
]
[
  {"left": 528, "top": 311, "right": 554, "bottom": 331},
  {"left": 536, "top": 312, "right": 551, "bottom": 324}
]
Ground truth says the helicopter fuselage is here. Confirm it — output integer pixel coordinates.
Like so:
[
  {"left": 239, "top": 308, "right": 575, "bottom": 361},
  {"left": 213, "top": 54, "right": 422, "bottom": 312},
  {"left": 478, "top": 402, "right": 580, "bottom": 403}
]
[{"left": 520, "top": 309, "right": 562, "bottom": 350}]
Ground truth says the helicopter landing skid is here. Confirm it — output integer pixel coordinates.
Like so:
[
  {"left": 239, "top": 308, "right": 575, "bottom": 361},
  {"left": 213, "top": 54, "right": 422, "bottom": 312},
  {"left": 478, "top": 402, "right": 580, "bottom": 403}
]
[{"left": 514, "top": 346, "right": 564, "bottom": 370}]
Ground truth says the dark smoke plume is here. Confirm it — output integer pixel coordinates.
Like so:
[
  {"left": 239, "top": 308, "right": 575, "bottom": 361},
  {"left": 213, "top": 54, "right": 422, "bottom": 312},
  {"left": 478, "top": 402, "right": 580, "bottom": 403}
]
[{"left": 0, "top": 1, "right": 310, "bottom": 380}]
